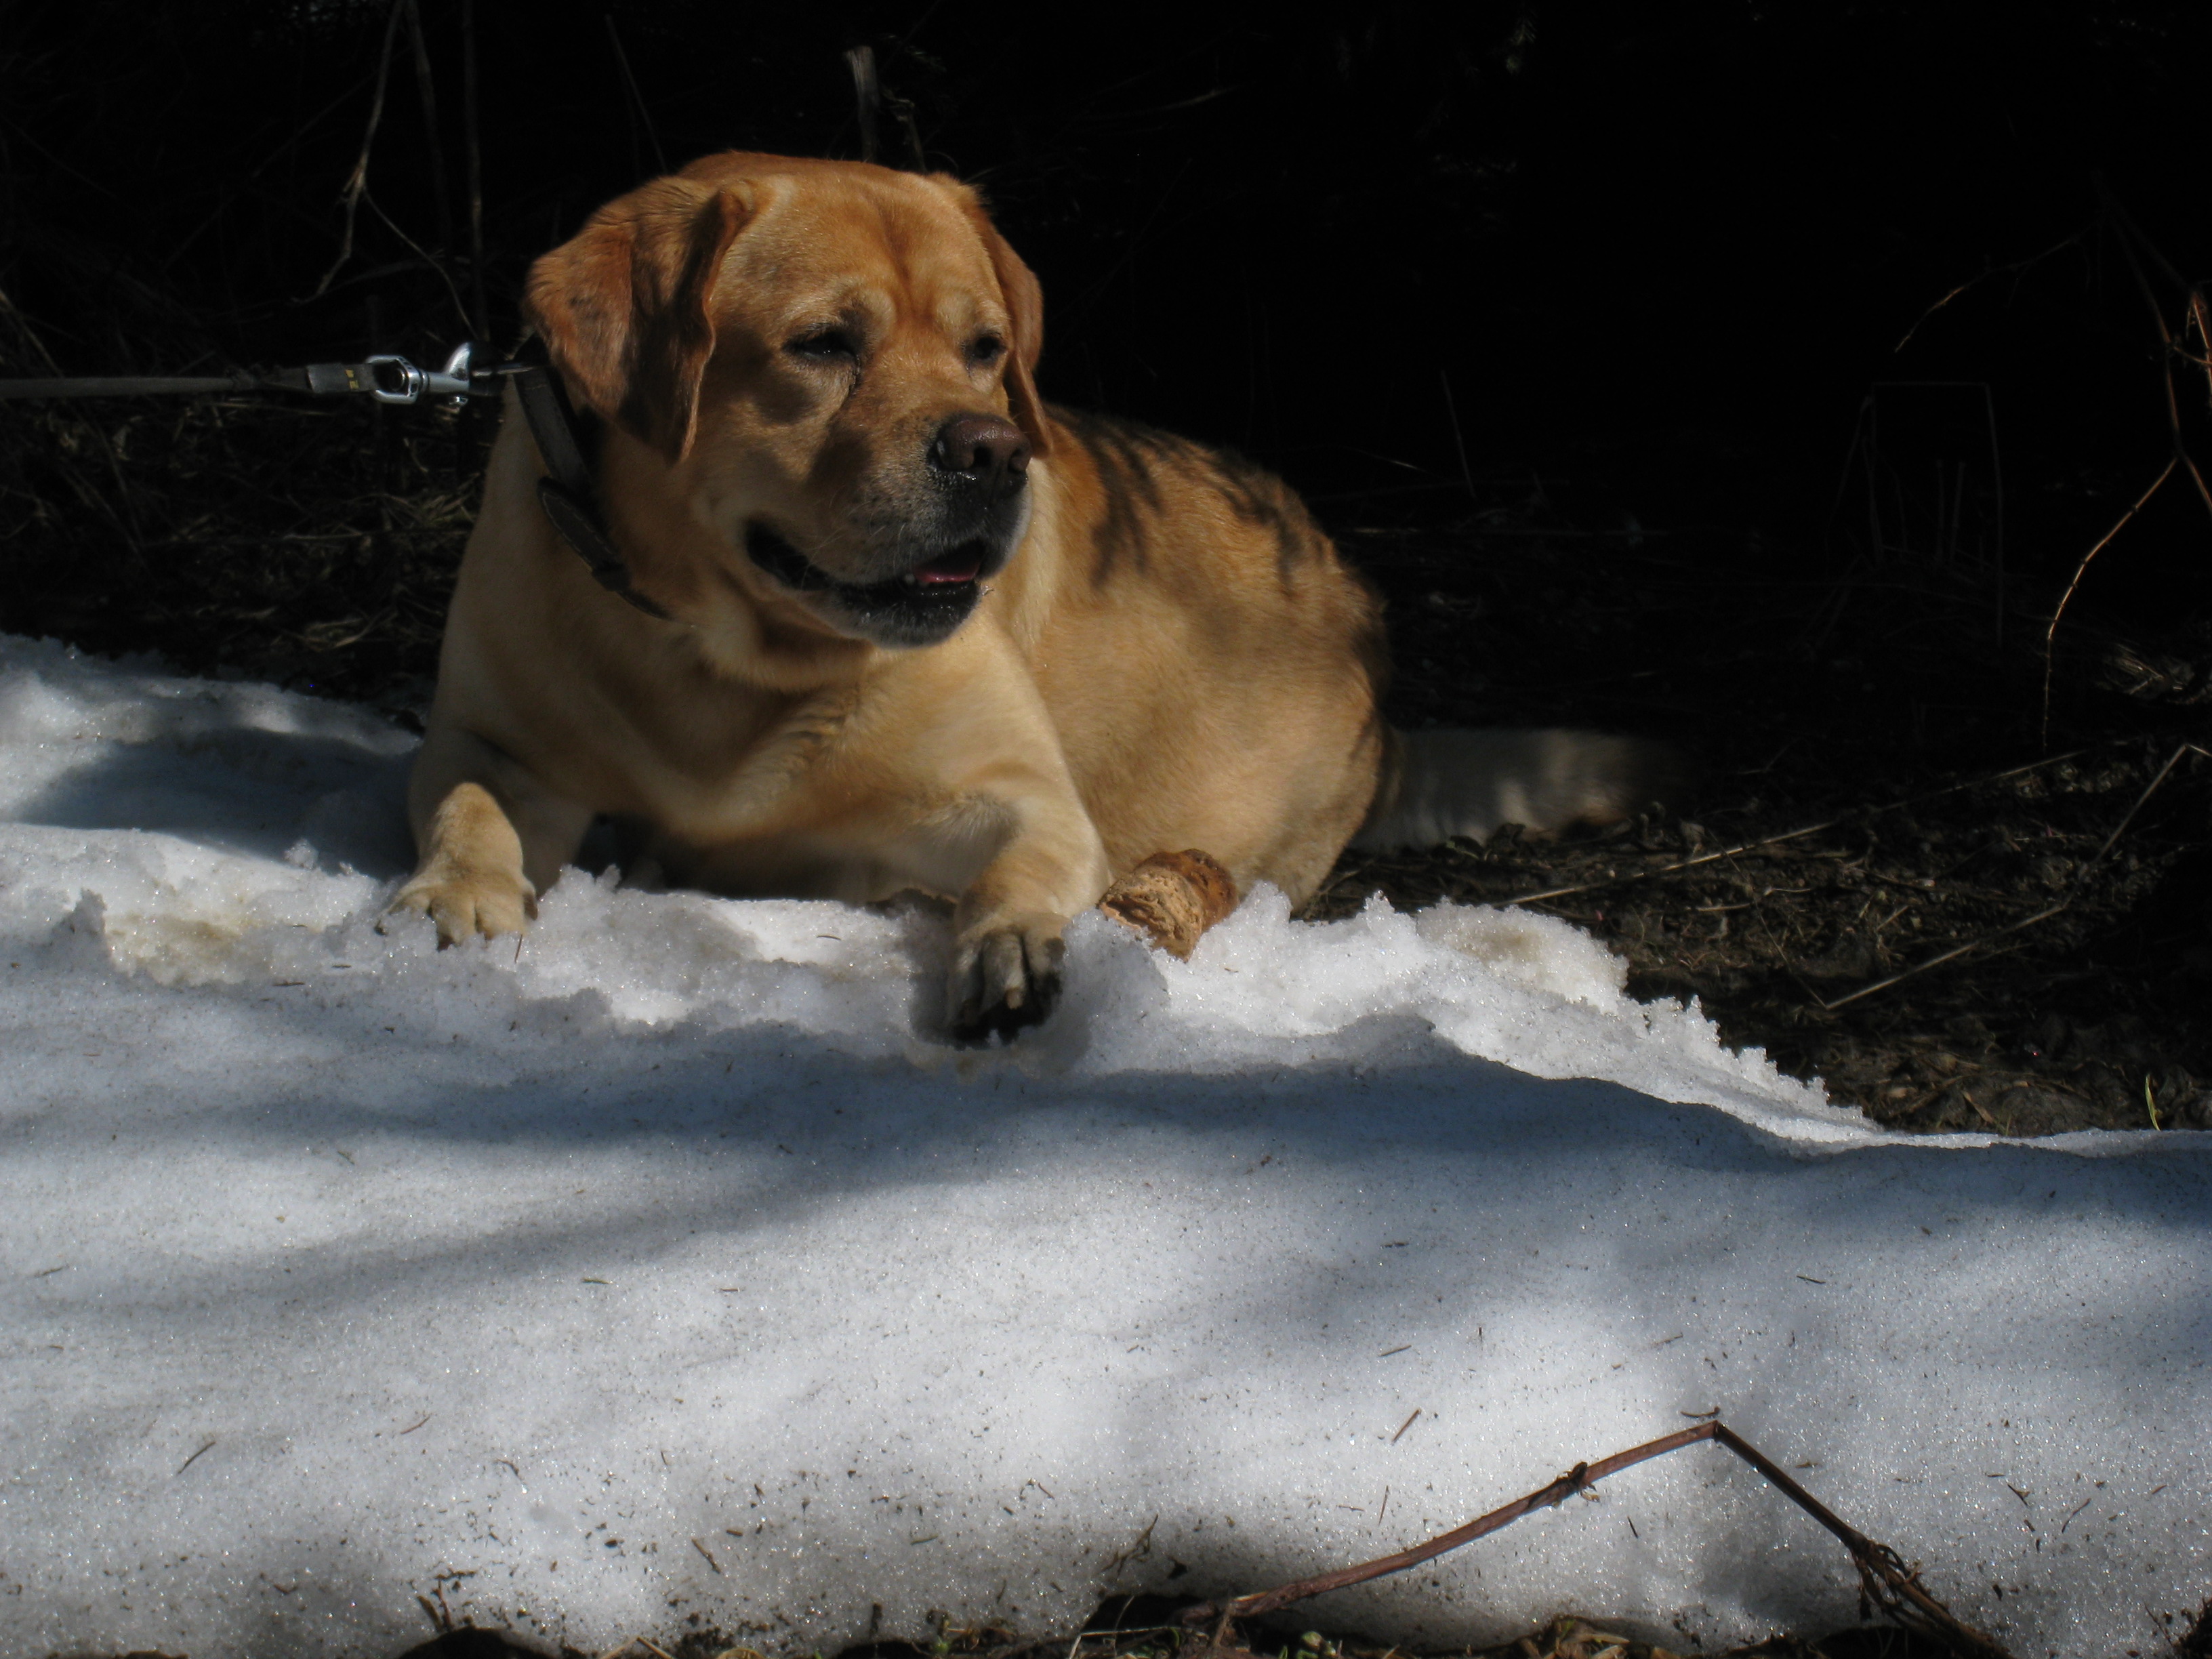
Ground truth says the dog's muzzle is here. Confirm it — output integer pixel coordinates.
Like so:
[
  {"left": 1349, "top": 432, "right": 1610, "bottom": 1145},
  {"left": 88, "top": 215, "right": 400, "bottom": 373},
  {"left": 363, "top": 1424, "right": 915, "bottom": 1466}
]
[{"left": 745, "top": 413, "right": 1032, "bottom": 649}]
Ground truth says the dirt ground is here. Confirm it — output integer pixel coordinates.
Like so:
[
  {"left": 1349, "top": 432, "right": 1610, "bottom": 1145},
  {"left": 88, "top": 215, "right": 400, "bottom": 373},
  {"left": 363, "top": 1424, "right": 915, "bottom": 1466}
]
[
  {"left": 361, "top": 1586, "right": 2211, "bottom": 1659},
  {"left": 1309, "top": 473, "right": 2212, "bottom": 1138},
  {"left": 5, "top": 377, "right": 2210, "bottom": 1138},
  {"left": 371, "top": 1614, "right": 1900, "bottom": 1659}
]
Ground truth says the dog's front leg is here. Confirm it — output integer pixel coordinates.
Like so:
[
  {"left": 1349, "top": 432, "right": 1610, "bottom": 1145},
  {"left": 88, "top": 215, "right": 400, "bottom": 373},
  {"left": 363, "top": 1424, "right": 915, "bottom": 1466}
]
[
  {"left": 388, "top": 722, "right": 593, "bottom": 944},
  {"left": 947, "top": 794, "right": 1112, "bottom": 1042}
]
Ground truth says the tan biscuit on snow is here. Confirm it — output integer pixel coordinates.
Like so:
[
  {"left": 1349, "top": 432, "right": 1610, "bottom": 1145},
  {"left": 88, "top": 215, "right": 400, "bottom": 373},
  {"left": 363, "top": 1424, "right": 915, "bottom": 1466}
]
[{"left": 1098, "top": 849, "right": 1239, "bottom": 959}]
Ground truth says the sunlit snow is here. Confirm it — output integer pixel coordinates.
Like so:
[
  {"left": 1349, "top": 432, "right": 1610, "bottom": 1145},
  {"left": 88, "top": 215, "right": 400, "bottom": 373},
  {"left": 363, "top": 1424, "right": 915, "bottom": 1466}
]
[{"left": 1, "top": 632, "right": 2205, "bottom": 1659}]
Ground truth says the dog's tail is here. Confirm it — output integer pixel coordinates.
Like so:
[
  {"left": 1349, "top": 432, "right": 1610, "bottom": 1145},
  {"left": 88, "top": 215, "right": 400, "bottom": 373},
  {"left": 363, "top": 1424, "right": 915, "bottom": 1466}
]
[{"left": 1351, "top": 727, "right": 1681, "bottom": 851}]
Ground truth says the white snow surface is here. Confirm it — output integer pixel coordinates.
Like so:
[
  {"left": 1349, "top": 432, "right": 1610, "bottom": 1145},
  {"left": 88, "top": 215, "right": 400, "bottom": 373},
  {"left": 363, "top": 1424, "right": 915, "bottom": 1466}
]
[{"left": 0, "top": 632, "right": 2205, "bottom": 1659}]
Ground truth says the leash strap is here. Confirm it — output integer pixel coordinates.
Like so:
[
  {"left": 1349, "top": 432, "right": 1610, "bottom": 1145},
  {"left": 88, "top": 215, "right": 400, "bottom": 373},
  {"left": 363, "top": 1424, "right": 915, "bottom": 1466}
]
[
  {"left": 0, "top": 344, "right": 488, "bottom": 404},
  {"left": 0, "top": 371, "right": 276, "bottom": 398},
  {"left": 511, "top": 343, "right": 672, "bottom": 621}
]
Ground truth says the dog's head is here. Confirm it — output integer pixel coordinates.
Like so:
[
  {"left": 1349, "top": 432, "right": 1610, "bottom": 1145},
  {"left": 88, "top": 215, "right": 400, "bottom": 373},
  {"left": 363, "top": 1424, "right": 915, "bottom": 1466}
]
[{"left": 523, "top": 154, "right": 1051, "bottom": 650}]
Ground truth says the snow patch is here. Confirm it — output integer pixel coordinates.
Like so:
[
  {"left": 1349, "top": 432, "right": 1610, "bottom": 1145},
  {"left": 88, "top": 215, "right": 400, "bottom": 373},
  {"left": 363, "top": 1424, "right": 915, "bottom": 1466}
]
[{"left": 0, "top": 632, "right": 2205, "bottom": 1659}]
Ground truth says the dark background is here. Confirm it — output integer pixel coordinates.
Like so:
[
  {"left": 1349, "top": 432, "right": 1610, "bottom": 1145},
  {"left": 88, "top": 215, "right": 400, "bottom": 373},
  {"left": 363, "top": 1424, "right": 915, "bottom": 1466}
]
[{"left": 5, "top": 0, "right": 2209, "bottom": 580}]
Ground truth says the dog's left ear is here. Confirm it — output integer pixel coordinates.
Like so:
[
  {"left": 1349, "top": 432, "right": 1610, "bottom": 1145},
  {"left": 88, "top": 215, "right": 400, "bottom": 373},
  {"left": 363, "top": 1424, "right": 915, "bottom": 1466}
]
[
  {"left": 943, "top": 184, "right": 1054, "bottom": 461},
  {"left": 523, "top": 178, "right": 752, "bottom": 464}
]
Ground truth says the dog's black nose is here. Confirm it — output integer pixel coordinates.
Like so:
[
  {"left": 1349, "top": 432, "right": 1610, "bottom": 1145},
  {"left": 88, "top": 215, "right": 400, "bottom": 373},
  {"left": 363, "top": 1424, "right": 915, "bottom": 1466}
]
[{"left": 930, "top": 414, "right": 1031, "bottom": 498}]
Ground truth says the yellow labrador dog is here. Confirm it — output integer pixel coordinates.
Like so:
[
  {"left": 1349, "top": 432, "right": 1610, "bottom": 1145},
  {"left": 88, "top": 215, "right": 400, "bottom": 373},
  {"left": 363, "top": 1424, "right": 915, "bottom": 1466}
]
[{"left": 392, "top": 152, "right": 1658, "bottom": 1037}]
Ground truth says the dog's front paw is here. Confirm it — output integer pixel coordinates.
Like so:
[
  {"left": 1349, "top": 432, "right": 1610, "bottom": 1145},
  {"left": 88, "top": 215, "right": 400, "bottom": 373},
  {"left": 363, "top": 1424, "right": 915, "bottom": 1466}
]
[
  {"left": 948, "top": 913, "right": 1067, "bottom": 1043},
  {"left": 383, "top": 865, "right": 537, "bottom": 946}
]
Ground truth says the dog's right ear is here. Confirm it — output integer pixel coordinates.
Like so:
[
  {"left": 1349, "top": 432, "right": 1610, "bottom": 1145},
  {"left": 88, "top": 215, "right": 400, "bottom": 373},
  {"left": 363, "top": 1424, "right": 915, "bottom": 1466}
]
[{"left": 523, "top": 178, "right": 751, "bottom": 464}]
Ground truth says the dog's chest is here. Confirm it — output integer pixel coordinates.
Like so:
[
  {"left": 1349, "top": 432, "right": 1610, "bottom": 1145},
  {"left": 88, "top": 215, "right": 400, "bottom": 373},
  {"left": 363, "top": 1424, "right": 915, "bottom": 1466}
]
[
  {"left": 609, "top": 680, "right": 1014, "bottom": 903},
  {"left": 606, "top": 685, "right": 857, "bottom": 842}
]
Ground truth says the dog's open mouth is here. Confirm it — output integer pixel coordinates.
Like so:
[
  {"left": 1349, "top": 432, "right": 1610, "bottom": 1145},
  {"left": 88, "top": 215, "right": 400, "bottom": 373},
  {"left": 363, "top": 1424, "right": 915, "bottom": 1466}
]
[
  {"left": 744, "top": 523, "right": 996, "bottom": 647},
  {"left": 904, "top": 548, "right": 984, "bottom": 586}
]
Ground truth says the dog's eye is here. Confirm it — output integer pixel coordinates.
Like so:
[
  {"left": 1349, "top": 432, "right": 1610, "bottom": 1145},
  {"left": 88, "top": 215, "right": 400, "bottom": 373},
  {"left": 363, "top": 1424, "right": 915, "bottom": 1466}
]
[
  {"left": 787, "top": 327, "right": 859, "bottom": 362},
  {"left": 967, "top": 333, "right": 1007, "bottom": 367}
]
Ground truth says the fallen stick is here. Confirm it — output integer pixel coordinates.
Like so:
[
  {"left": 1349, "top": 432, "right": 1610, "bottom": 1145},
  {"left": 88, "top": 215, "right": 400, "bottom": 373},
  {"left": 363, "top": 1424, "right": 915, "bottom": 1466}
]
[
  {"left": 2041, "top": 457, "right": 2176, "bottom": 745},
  {"left": 2041, "top": 186, "right": 2212, "bottom": 744},
  {"left": 1176, "top": 1419, "right": 2014, "bottom": 1659},
  {"left": 1486, "top": 745, "right": 2095, "bottom": 910},
  {"left": 1820, "top": 740, "right": 2205, "bottom": 1010},
  {"left": 1493, "top": 819, "right": 1839, "bottom": 908}
]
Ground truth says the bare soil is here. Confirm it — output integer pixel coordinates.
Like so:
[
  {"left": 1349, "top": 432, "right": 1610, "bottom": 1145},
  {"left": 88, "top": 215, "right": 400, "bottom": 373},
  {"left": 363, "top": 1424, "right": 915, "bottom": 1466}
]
[
  {"left": 350, "top": 1589, "right": 2212, "bottom": 1659},
  {"left": 1307, "top": 483, "right": 2212, "bottom": 1138}
]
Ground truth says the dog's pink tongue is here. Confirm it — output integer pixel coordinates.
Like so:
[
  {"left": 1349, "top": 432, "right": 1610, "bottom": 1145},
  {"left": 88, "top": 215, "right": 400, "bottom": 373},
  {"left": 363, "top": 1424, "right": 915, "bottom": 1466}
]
[{"left": 912, "top": 551, "right": 982, "bottom": 584}]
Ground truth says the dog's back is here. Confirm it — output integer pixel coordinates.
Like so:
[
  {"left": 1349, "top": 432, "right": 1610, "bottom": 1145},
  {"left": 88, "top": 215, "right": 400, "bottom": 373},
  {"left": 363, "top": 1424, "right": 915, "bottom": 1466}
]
[
  {"left": 1015, "top": 407, "right": 1669, "bottom": 896},
  {"left": 1009, "top": 407, "right": 1391, "bottom": 907}
]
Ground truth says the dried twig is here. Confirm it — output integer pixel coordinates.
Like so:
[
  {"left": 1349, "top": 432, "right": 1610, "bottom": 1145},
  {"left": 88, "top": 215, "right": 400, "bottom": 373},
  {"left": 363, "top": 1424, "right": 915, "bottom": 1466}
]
[
  {"left": 1817, "top": 901, "right": 2066, "bottom": 1013},
  {"left": 1820, "top": 741, "right": 2205, "bottom": 1011},
  {"left": 847, "top": 45, "right": 882, "bottom": 165},
  {"left": 832, "top": 45, "right": 926, "bottom": 171},
  {"left": 1486, "top": 747, "right": 2095, "bottom": 911},
  {"left": 1178, "top": 1420, "right": 2013, "bottom": 1659},
  {"left": 605, "top": 15, "right": 668, "bottom": 177},
  {"left": 2099, "top": 184, "right": 2212, "bottom": 524},
  {"left": 460, "top": 0, "right": 488, "bottom": 336},
  {"left": 308, "top": 0, "right": 407, "bottom": 301},
  {"left": 1494, "top": 819, "right": 1839, "bottom": 908},
  {"left": 2042, "top": 188, "right": 2212, "bottom": 742},
  {"left": 1893, "top": 233, "right": 2083, "bottom": 354},
  {"left": 2043, "top": 456, "right": 2179, "bottom": 744},
  {"left": 401, "top": 0, "right": 453, "bottom": 254},
  {"left": 363, "top": 189, "right": 475, "bottom": 333},
  {"left": 0, "top": 285, "right": 146, "bottom": 550},
  {"left": 1439, "top": 370, "right": 1477, "bottom": 502}
]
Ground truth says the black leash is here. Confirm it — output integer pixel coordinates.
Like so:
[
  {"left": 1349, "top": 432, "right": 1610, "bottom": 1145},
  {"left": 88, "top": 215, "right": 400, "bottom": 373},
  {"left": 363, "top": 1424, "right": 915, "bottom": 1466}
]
[
  {"left": 3, "top": 338, "right": 669, "bottom": 620},
  {"left": 0, "top": 341, "right": 499, "bottom": 405}
]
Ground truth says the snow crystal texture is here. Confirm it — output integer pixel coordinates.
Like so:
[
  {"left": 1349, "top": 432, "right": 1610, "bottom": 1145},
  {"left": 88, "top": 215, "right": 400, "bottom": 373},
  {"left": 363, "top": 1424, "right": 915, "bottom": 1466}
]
[{"left": 0, "top": 634, "right": 2205, "bottom": 1659}]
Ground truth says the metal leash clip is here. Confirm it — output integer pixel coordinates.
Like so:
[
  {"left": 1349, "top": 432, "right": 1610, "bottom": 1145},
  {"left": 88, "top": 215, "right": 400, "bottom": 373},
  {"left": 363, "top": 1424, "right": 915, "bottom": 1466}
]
[{"left": 363, "top": 340, "right": 493, "bottom": 406}]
